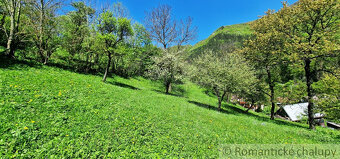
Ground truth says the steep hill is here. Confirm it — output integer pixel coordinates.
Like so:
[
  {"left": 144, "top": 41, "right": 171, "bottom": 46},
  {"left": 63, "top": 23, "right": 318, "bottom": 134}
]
[
  {"left": 187, "top": 23, "right": 252, "bottom": 59},
  {"left": 0, "top": 59, "right": 339, "bottom": 158}
]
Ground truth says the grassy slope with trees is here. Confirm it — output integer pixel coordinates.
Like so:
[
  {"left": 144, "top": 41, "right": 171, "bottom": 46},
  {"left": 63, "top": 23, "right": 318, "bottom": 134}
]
[
  {"left": 0, "top": 59, "right": 339, "bottom": 158},
  {"left": 1, "top": 0, "right": 339, "bottom": 157}
]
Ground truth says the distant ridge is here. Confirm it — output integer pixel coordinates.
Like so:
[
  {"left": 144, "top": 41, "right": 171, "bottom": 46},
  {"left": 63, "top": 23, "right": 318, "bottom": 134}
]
[{"left": 187, "top": 23, "right": 252, "bottom": 59}]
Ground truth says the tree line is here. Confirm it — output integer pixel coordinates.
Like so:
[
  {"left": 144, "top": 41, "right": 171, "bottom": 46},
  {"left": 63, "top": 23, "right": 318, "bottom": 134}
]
[
  {"left": 1, "top": 0, "right": 161, "bottom": 79},
  {"left": 242, "top": 0, "right": 339, "bottom": 129}
]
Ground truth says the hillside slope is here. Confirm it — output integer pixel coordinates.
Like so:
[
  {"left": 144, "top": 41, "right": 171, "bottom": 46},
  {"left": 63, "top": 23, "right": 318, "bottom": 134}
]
[
  {"left": 187, "top": 23, "right": 252, "bottom": 59},
  {"left": 0, "top": 60, "right": 339, "bottom": 158}
]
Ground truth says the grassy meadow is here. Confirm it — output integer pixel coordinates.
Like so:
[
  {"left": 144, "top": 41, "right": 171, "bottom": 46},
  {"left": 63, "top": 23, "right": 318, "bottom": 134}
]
[
  {"left": 0, "top": 59, "right": 339, "bottom": 158},
  {"left": 187, "top": 23, "right": 252, "bottom": 59}
]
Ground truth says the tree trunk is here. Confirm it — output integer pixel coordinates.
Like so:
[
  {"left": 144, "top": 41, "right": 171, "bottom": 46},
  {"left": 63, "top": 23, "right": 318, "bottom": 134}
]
[
  {"left": 226, "top": 93, "right": 231, "bottom": 103},
  {"left": 214, "top": 88, "right": 226, "bottom": 111},
  {"left": 246, "top": 99, "right": 255, "bottom": 112},
  {"left": 39, "top": 0, "right": 45, "bottom": 63},
  {"left": 43, "top": 56, "right": 49, "bottom": 65},
  {"left": 165, "top": 82, "right": 172, "bottom": 94},
  {"left": 6, "top": 8, "right": 15, "bottom": 58},
  {"left": 266, "top": 66, "right": 276, "bottom": 120},
  {"left": 269, "top": 87, "right": 275, "bottom": 120},
  {"left": 103, "top": 52, "right": 112, "bottom": 82},
  {"left": 304, "top": 58, "right": 315, "bottom": 130},
  {"left": 218, "top": 97, "right": 222, "bottom": 111},
  {"left": 85, "top": 53, "right": 93, "bottom": 73},
  {"left": 85, "top": 53, "right": 89, "bottom": 73},
  {"left": 89, "top": 54, "right": 93, "bottom": 70},
  {"left": 246, "top": 106, "right": 252, "bottom": 112},
  {"left": 39, "top": 49, "right": 45, "bottom": 63},
  {"left": 111, "top": 57, "right": 116, "bottom": 74},
  {"left": 94, "top": 54, "right": 99, "bottom": 71},
  {"left": 6, "top": 0, "right": 22, "bottom": 59},
  {"left": 43, "top": 51, "right": 51, "bottom": 65}
]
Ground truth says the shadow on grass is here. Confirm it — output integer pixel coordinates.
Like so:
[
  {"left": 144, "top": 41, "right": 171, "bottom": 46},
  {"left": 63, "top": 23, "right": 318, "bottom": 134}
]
[
  {"left": 0, "top": 56, "right": 43, "bottom": 69},
  {"left": 189, "top": 100, "right": 230, "bottom": 113},
  {"left": 204, "top": 90, "right": 215, "bottom": 98},
  {"left": 0, "top": 55, "right": 101, "bottom": 77},
  {"left": 152, "top": 89, "right": 185, "bottom": 98},
  {"left": 150, "top": 83, "right": 186, "bottom": 98},
  {"left": 107, "top": 81, "right": 140, "bottom": 90},
  {"left": 0, "top": 56, "right": 132, "bottom": 81},
  {"left": 188, "top": 100, "right": 307, "bottom": 129},
  {"left": 46, "top": 60, "right": 102, "bottom": 77}
]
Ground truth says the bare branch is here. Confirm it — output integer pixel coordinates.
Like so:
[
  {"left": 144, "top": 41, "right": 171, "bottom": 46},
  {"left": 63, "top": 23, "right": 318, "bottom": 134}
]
[
  {"left": 177, "top": 16, "right": 197, "bottom": 50},
  {"left": 144, "top": 4, "right": 177, "bottom": 49}
]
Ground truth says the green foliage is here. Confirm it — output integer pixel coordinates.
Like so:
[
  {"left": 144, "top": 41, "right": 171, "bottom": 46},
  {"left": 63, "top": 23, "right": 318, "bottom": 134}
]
[
  {"left": 191, "top": 51, "right": 255, "bottom": 94},
  {"left": 188, "top": 23, "right": 251, "bottom": 59},
  {"left": 0, "top": 0, "right": 32, "bottom": 56},
  {"left": 190, "top": 50, "right": 257, "bottom": 108},
  {"left": 0, "top": 13, "right": 7, "bottom": 47},
  {"left": 109, "top": 23, "right": 157, "bottom": 77},
  {"left": 25, "top": 0, "right": 63, "bottom": 64},
  {"left": 97, "top": 11, "right": 133, "bottom": 52},
  {"left": 275, "top": 80, "right": 307, "bottom": 104},
  {"left": 1, "top": 2, "right": 340, "bottom": 156},
  {"left": 97, "top": 9, "right": 134, "bottom": 81},
  {"left": 276, "top": 0, "right": 339, "bottom": 61},
  {"left": 0, "top": 60, "right": 339, "bottom": 158},
  {"left": 67, "top": 2, "right": 95, "bottom": 47},
  {"left": 57, "top": 2, "right": 95, "bottom": 69},
  {"left": 243, "top": 10, "right": 284, "bottom": 69},
  {"left": 271, "top": 0, "right": 340, "bottom": 128},
  {"left": 241, "top": 0, "right": 339, "bottom": 125},
  {"left": 313, "top": 74, "right": 340, "bottom": 122},
  {"left": 242, "top": 10, "right": 285, "bottom": 115},
  {"left": 240, "top": 80, "right": 268, "bottom": 107}
]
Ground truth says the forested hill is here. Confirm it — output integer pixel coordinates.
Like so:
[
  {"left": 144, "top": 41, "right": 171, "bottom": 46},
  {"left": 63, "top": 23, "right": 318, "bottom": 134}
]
[{"left": 187, "top": 23, "right": 252, "bottom": 59}]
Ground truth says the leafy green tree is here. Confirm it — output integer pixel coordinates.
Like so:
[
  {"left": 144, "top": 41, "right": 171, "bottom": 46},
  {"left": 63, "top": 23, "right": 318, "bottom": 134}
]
[
  {"left": 112, "top": 23, "right": 159, "bottom": 77},
  {"left": 240, "top": 80, "right": 267, "bottom": 112},
  {"left": 1, "top": 0, "right": 24, "bottom": 58},
  {"left": 81, "top": 26, "right": 99, "bottom": 73},
  {"left": 0, "top": 1, "right": 7, "bottom": 47},
  {"left": 313, "top": 73, "right": 340, "bottom": 122},
  {"left": 242, "top": 10, "right": 284, "bottom": 120},
  {"left": 274, "top": 0, "right": 339, "bottom": 129},
  {"left": 97, "top": 10, "right": 133, "bottom": 82},
  {"left": 27, "top": 0, "right": 62, "bottom": 64},
  {"left": 62, "top": 2, "right": 95, "bottom": 65},
  {"left": 275, "top": 80, "right": 307, "bottom": 104},
  {"left": 190, "top": 51, "right": 256, "bottom": 110}
]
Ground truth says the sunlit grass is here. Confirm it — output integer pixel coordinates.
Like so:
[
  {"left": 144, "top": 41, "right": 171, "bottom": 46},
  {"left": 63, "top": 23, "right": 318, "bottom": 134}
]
[{"left": 0, "top": 62, "right": 339, "bottom": 158}]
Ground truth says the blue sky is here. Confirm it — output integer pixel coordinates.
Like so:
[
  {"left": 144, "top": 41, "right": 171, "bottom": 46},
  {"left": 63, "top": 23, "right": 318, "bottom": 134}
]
[{"left": 65, "top": 0, "right": 298, "bottom": 45}]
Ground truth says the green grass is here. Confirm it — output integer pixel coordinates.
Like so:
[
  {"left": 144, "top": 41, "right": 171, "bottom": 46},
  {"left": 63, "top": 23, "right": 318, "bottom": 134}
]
[
  {"left": 187, "top": 23, "right": 252, "bottom": 59},
  {"left": 0, "top": 46, "right": 5, "bottom": 54},
  {"left": 0, "top": 60, "right": 339, "bottom": 158}
]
